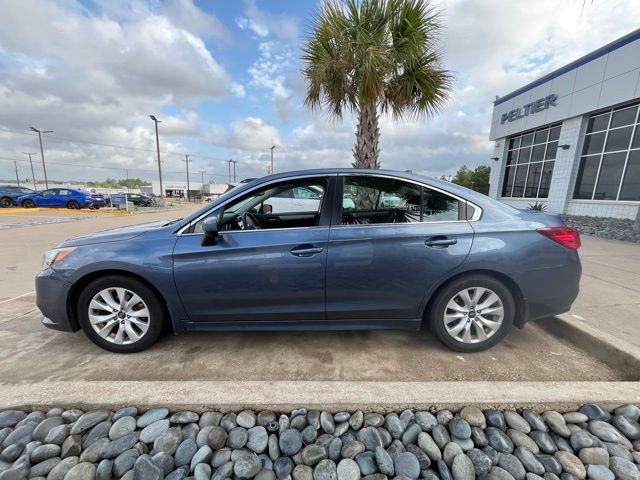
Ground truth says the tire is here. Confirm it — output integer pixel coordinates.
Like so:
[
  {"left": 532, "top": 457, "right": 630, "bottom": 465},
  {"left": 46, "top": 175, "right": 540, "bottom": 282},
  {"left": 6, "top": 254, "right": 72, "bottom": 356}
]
[
  {"left": 67, "top": 200, "right": 81, "bottom": 209},
  {"left": 427, "top": 274, "right": 515, "bottom": 352},
  {"left": 0, "top": 197, "right": 13, "bottom": 208},
  {"left": 22, "top": 199, "right": 36, "bottom": 208},
  {"left": 77, "top": 275, "right": 165, "bottom": 353}
]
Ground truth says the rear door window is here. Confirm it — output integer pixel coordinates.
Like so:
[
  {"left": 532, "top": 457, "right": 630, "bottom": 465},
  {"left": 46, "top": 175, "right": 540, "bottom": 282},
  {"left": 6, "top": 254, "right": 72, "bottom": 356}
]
[{"left": 341, "top": 175, "right": 467, "bottom": 224}]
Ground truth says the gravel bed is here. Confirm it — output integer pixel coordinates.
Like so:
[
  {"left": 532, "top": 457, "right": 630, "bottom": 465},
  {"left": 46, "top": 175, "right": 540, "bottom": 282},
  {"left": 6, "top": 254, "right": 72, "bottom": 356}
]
[
  {"left": 561, "top": 215, "right": 640, "bottom": 243},
  {"left": 0, "top": 404, "right": 639, "bottom": 480}
]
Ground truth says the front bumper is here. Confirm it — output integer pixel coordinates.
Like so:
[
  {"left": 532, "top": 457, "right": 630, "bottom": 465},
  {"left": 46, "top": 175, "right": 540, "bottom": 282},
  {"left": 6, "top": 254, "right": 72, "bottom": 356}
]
[{"left": 35, "top": 268, "right": 78, "bottom": 332}]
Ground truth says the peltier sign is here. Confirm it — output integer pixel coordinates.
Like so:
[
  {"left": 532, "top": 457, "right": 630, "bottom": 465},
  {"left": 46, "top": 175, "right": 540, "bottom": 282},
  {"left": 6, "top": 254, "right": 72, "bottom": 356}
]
[{"left": 500, "top": 94, "right": 558, "bottom": 124}]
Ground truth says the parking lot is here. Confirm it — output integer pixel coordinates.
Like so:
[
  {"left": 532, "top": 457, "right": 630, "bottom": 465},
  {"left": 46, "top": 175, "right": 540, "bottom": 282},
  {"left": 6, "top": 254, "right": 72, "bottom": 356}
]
[{"left": 0, "top": 206, "right": 639, "bottom": 390}]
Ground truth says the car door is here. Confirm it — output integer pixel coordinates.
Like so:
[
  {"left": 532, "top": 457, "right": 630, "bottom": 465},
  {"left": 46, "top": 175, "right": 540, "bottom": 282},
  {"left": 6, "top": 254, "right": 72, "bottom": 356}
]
[
  {"left": 326, "top": 174, "right": 476, "bottom": 321},
  {"left": 54, "top": 189, "right": 71, "bottom": 207},
  {"left": 36, "top": 189, "right": 58, "bottom": 207},
  {"left": 172, "top": 175, "right": 335, "bottom": 325}
]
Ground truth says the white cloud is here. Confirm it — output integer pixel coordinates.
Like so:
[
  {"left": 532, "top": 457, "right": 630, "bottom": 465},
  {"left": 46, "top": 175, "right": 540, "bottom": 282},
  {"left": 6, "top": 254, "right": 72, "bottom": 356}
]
[
  {"left": 164, "top": 0, "right": 231, "bottom": 41},
  {"left": 0, "top": 0, "right": 233, "bottom": 181},
  {"left": 224, "top": 117, "right": 280, "bottom": 152},
  {"left": 248, "top": 41, "right": 294, "bottom": 100},
  {"left": 231, "top": 82, "right": 247, "bottom": 98},
  {"left": 235, "top": 0, "right": 298, "bottom": 41}
]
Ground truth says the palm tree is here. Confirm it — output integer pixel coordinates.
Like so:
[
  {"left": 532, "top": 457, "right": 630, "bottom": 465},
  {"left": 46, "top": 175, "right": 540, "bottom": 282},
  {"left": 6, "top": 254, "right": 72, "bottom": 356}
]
[{"left": 302, "top": 0, "right": 452, "bottom": 168}]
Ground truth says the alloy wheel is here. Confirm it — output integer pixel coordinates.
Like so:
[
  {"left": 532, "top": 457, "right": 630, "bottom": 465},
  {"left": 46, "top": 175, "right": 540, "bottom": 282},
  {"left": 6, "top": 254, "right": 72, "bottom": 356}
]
[
  {"left": 88, "top": 287, "right": 151, "bottom": 345},
  {"left": 443, "top": 287, "right": 504, "bottom": 344}
]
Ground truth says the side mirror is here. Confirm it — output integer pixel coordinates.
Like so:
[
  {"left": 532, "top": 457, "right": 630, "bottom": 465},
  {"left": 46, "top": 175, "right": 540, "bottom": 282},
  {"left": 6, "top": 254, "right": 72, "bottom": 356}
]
[
  {"left": 262, "top": 203, "right": 273, "bottom": 214},
  {"left": 201, "top": 217, "right": 219, "bottom": 246}
]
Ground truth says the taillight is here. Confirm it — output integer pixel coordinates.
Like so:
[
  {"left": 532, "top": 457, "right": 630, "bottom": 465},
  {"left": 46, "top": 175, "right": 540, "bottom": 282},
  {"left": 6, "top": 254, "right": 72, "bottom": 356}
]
[
  {"left": 537, "top": 226, "right": 581, "bottom": 249},
  {"left": 85, "top": 196, "right": 93, "bottom": 200}
]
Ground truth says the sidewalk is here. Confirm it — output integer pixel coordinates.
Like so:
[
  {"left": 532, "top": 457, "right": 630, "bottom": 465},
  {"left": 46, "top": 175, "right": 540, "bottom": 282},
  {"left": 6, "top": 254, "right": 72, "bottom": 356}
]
[{"left": 569, "top": 236, "right": 640, "bottom": 348}]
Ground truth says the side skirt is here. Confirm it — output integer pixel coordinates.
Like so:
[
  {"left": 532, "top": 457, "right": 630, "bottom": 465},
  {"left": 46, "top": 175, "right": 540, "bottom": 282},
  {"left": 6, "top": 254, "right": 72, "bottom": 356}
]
[{"left": 182, "top": 318, "right": 423, "bottom": 332}]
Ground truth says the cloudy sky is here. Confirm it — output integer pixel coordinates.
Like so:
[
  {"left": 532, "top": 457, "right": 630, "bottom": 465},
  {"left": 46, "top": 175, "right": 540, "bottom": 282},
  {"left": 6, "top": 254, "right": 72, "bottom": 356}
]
[{"left": 0, "top": 0, "right": 639, "bottom": 185}]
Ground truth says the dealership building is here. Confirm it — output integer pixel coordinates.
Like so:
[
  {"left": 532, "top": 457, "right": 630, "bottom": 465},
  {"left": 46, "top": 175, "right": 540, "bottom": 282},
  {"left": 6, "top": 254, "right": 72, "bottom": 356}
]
[{"left": 489, "top": 28, "right": 640, "bottom": 219}]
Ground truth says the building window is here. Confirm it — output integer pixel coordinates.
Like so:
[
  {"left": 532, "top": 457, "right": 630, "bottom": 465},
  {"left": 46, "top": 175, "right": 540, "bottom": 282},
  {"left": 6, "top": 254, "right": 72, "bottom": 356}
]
[
  {"left": 574, "top": 102, "right": 640, "bottom": 201},
  {"left": 502, "top": 124, "right": 561, "bottom": 199}
]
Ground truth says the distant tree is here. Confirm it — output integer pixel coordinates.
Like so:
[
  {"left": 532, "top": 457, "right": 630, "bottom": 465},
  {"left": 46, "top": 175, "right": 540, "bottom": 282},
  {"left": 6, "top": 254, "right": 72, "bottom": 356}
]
[
  {"left": 85, "top": 178, "right": 149, "bottom": 189},
  {"left": 452, "top": 165, "right": 490, "bottom": 194}
]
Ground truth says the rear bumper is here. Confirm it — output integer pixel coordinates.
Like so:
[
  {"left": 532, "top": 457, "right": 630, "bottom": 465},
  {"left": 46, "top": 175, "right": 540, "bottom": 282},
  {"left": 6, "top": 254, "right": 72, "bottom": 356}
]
[
  {"left": 35, "top": 269, "right": 78, "bottom": 332},
  {"left": 518, "top": 251, "right": 582, "bottom": 326}
]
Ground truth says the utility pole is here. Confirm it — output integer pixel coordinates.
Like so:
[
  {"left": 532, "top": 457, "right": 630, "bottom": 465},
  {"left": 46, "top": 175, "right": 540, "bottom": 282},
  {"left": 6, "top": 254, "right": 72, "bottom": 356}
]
[
  {"left": 126, "top": 169, "right": 129, "bottom": 180},
  {"left": 231, "top": 160, "right": 239, "bottom": 182},
  {"left": 270, "top": 144, "right": 277, "bottom": 174},
  {"left": 183, "top": 154, "right": 192, "bottom": 201},
  {"left": 29, "top": 127, "right": 53, "bottom": 189},
  {"left": 225, "top": 159, "right": 233, "bottom": 183},
  {"left": 199, "top": 170, "right": 205, "bottom": 186},
  {"left": 13, "top": 161, "right": 20, "bottom": 187},
  {"left": 22, "top": 152, "right": 38, "bottom": 190},
  {"left": 149, "top": 115, "right": 163, "bottom": 197}
]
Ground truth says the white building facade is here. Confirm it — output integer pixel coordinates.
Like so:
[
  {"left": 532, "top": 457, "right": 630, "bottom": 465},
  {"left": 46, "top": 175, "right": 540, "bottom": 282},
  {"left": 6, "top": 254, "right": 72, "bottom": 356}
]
[{"left": 489, "top": 29, "right": 640, "bottom": 219}]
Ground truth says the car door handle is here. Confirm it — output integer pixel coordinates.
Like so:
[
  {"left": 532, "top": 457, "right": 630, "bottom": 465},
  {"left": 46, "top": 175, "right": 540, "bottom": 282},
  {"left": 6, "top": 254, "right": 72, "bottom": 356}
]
[
  {"left": 290, "top": 245, "right": 324, "bottom": 257},
  {"left": 425, "top": 237, "right": 458, "bottom": 248}
]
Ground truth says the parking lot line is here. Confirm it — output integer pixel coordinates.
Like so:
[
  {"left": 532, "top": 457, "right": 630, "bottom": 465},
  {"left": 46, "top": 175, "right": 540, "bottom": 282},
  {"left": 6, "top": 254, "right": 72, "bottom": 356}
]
[{"left": 0, "top": 291, "right": 35, "bottom": 304}]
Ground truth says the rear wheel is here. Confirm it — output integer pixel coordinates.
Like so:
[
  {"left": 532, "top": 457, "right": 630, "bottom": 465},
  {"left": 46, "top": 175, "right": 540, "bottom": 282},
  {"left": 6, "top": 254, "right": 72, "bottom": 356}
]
[
  {"left": 22, "top": 199, "right": 36, "bottom": 208},
  {"left": 428, "top": 274, "right": 514, "bottom": 352},
  {"left": 77, "top": 275, "right": 165, "bottom": 353},
  {"left": 0, "top": 197, "right": 13, "bottom": 208},
  {"left": 67, "top": 200, "right": 80, "bottom": 209}
]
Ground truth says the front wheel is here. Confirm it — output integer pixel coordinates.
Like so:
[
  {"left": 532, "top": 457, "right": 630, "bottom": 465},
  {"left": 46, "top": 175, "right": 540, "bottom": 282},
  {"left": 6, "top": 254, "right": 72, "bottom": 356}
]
[
  {"left": 22, "top": 199, "right": 36, "bottom": 208},
  {"left": 67, "top": 200, "right": 80, "bottom": 209},
  {"left": 77, "top": 275, "right": 165, "bottom": 353},
  {"left": 428, "top": 274, "right": 515, "bottom": 352}
]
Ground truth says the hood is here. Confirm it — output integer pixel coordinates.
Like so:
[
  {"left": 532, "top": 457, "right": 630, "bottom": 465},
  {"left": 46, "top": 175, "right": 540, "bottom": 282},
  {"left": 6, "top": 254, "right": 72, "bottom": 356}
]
[{"left": 60, "top": 219, "right": 176, "bottom": 247}]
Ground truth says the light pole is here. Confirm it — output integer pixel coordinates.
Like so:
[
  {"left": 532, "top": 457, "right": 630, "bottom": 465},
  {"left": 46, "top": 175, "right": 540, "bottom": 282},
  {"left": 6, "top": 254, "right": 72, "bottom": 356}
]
[
  {"left": 231, "top": 160, "right": 239, "bottom": 182},
  {"left": 29, "top": 127, "right": 52, "bottom": 189},
  {"left": 270, "top": 144, "right": 277, "bottom": 174},
  {"left": 149, "top": 115, "right": 163, "bottom": 197},
  {"left": 183, "top": 154, "right": 192, "bottom": 201},
  {"left": 22, "top": 152, "right": 38, "bottom": 190},
  {"left": 225, "top": 159, "right": 233, "bottom": 183},
  {"left": 13, "top": 161, "right": 20, "bottom": 187}
]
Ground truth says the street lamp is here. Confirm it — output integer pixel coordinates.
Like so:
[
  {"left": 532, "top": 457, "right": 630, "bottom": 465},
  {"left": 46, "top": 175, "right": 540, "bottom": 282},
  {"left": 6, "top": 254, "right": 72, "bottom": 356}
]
[
  {"left": 183, "top": 154, "right": 192, "bottom": 201},
  {"left": 22, "top": 152, "right": 38, "bottom": 190},
  {"left": 149, "top": 115, "right": 163, "bottom": 197},
  {"left": 231, "top": 160, "right": 239, "bottom": 182},
  {"left": 270, "top": 144, "right": 277, "bottom": 174},
  {"left": 225, "top": 159, "right": 233, "bottom": 183},
  {"left": 29, "top": 127, "right": 52, "bottom": 189}
]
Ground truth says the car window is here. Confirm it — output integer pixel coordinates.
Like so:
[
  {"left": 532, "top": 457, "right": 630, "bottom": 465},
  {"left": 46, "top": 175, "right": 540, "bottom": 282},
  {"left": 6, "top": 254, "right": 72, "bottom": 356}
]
[
  {"left": 341, "top": 176, "right": 464, "bottom": 224},
  {"left": 190, "top": 178, "right": 328, "bottom": 234},
  {"left": 41, "top": 189, "right": 57, "bottom": 197},
  {"left": 19, "top": 188, "right": 33, "bottom": 194},
  {"left": 58, "top": 189, "right": 71, "bottom": 196}
]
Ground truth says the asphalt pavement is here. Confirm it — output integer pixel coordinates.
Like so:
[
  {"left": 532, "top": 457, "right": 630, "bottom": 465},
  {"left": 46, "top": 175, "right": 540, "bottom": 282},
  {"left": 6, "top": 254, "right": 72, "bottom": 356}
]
[{"left": 0, "top": 207, "right": 638, "bottom": 406}]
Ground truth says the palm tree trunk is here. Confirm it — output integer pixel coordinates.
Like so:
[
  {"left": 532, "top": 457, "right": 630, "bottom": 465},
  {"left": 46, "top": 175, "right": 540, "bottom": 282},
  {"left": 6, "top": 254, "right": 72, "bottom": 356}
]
[{"left": 352, "top": 103, "right": 381, "bottom": 169}]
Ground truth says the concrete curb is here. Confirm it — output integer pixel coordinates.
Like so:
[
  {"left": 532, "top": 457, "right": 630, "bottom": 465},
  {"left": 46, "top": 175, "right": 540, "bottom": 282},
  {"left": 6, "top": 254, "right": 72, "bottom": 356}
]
[
  {"left": 1, "top": 380, "right": 639, "bottom": 413},
  {"left": 538, "top": 314, "right": 640, "bottom": 372}
]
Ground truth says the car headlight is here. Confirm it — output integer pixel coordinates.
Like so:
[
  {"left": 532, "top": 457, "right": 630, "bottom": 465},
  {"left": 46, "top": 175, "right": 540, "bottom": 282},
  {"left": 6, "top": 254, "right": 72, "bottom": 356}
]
[{"left": 42, "top": 247, "right": 76, "bottom": 271}]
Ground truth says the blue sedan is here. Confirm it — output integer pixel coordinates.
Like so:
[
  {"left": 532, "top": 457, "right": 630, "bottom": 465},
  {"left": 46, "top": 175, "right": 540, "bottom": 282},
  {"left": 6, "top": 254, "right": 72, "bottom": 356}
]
[
  {"left": 35, "top": 169, "right": 581, "bottom": 353},
  {"left": 0, "top": 185, "right": 35, "bottom": 207},
  {"left": 18, "top": 188, "right": 105, "bottom": 209}
]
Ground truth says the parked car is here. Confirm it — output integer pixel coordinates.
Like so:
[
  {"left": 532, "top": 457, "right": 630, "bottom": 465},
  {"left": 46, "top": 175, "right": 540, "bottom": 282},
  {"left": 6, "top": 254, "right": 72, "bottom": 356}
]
[
  {"left": 120, "top": 193, "right": 154, "bottom": 207},
  {"left": 18, "top": 188, "right": 105, "bottom": 209},
  {"left": 35, "top": 169, "right": 581, "bottom": 353},
  {"left": 0, "top": 185, "right": 36, "bottom": 207}
]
